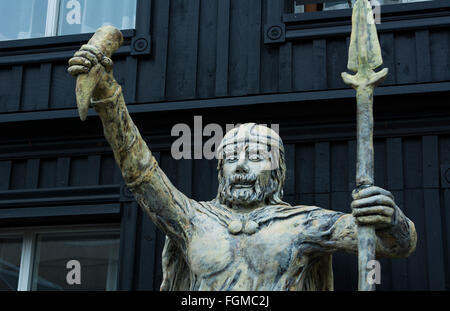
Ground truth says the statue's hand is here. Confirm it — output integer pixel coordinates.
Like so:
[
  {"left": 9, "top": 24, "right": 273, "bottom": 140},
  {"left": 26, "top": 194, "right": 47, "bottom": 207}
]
[
  {"left": 351, "top": 186, "right": 397, "bottom": 230},
  {"left": 67, "top": 44, "right": 116, "bottom": 100},
  {"left": 68, "top": 44, "right": 113, "bottom": 76}
]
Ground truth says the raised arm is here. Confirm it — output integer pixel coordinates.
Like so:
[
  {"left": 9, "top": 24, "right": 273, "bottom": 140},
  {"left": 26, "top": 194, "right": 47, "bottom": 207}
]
[{"left": 68, "top": 32, "right": 193, "bottom": 245}]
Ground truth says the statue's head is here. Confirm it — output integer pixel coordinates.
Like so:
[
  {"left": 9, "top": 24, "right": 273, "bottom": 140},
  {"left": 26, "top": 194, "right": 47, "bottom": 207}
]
[{"left": 216, "top": 123, "right": 287, "bottom": 209}]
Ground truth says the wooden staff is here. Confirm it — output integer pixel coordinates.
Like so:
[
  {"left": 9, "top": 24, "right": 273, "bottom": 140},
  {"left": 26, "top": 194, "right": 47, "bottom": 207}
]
[{"left": 341, "top": 0, "right": 388, "bottom": 291}]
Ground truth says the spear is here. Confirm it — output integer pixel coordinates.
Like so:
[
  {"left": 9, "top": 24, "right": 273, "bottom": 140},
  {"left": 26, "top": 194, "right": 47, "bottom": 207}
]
[{"left": 341, "top": 0, "right": 388, "bottom": 291}]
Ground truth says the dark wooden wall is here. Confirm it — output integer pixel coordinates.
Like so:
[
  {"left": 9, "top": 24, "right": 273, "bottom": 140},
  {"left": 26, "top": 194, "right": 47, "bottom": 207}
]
[
  {"left": 1, "top": 0, "right": 450, "bottom": 114},
  {"left": 0, "top": 0, "right": 449, "bottom": 291}
]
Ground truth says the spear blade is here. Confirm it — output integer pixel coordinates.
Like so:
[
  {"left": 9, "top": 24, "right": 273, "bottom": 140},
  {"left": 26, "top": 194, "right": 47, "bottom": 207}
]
[{"left": 347, "top": 0, "right": 383, "bottom": 72}]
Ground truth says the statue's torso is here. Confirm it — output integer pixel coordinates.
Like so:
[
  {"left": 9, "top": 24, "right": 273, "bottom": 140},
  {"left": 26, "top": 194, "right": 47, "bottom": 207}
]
[{"left": 184, "top": 203, "right": 338, "bottom": 291}]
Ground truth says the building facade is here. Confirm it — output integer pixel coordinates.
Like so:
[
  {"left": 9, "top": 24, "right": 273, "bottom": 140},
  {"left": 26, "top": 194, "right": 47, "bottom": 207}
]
[{"left": 0, "top": 0, "right": 449, "bottom": 290}]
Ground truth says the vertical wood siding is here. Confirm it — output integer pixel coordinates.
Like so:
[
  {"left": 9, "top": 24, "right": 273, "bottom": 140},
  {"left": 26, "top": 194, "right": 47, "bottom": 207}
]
[{"left": 1, "top": 0, "right": 450, "bottom": 113}]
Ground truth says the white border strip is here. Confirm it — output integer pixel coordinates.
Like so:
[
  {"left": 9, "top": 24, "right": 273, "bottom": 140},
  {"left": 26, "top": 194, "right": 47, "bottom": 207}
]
[
  {"left": 45, "top": 0, "right": 61, "bottom": 37},
  {"left": 17, "top": 232, "right": 35, "bottom": 291}
]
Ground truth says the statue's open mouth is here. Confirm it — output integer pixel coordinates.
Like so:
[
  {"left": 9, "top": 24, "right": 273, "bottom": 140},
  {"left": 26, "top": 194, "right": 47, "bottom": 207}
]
[
  {"left": 233, "top": 183, "right": 254, "bottom": 189},
  {"left": 230, "top": 174, "right": 256, "bottom": 189}
]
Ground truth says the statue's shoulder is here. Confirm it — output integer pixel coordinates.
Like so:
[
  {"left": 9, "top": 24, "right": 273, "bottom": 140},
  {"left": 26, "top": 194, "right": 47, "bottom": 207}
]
[
  {"left": 257, "top": 204, "right": 322, "bottom": 221},
  {"left": 277, "top": 204, "right": 345, "bottom": 221},
  {"left": 272, "top": 204, "right": 322, "bottom": 215},
  {"left": 289, "top": 204, "right": 322, "bottom": 212}
]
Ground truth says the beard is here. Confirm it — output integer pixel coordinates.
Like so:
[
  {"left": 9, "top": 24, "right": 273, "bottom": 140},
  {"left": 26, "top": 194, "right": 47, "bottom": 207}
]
[{"left": 218, "top": 172, "right": 277, "bottom": 208}]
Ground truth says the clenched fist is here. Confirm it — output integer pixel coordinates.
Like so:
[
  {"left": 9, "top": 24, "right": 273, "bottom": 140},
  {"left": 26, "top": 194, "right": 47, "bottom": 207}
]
[
  {"left": 68, "top": 44, "right": 117, "bottom": 101},
  {"left": 351, "top": 185, "right": 397, "bottom": 230}
]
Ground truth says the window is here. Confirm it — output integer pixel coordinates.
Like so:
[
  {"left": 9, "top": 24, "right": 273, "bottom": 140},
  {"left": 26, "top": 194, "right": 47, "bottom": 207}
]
[
  {"left": 0, "top": 0, "right": 136, "bottom": 41},
  {"left": 0, "top": 225, "right": 120, "bottom": 291},
  {"left": 292, "top": 0, "right": 433, "bottom": 13}
]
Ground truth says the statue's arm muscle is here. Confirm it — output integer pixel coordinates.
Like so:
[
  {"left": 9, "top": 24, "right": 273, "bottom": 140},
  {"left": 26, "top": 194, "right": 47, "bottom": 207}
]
[{"left": 93, "top": 84, "right": 193, "bottom": 242}]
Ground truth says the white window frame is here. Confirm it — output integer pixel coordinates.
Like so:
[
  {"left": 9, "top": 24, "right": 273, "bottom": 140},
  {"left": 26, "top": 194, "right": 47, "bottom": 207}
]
[
  {"left": 0, "top": 224, "right": 120, "bottom": 291},
  {"left": 45, "top": 0, "right": 61, "bottom": 37}
]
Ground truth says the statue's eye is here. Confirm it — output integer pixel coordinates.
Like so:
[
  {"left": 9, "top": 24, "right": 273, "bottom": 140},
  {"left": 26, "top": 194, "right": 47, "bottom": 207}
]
[
  {"left": 225, "top": 155, "right": 238, "bottom": 162},
  {"left": 248, "top": 153, "right": 262, "bottom": 161}
]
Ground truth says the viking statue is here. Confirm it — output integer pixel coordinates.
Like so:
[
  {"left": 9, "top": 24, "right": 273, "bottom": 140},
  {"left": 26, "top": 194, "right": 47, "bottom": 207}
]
[{"left": 68, "top": 26, "right": 416, "bottom": 291}]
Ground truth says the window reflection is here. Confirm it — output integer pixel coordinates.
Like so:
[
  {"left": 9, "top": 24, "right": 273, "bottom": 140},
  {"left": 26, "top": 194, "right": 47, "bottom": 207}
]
[
  {"left": 58, "top": 0, "right": 136, "bottom": 36},
  {"left": 31, "top": 231, "right": 119, "bottom": 291},
  {"left": 0, "top": 237, "right": 22, "bottom": 291},
  {"left": 0, "top": 0, "right": 48, "bottom": 41},
  {"left": 0, "top": 0, "right": 137, "bottom": 41}
]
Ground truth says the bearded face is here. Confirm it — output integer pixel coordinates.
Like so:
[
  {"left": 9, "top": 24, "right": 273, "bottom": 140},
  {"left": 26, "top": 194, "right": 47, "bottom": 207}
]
[{"left": 217, "top": 142, "right": 279, "bottom": 208}]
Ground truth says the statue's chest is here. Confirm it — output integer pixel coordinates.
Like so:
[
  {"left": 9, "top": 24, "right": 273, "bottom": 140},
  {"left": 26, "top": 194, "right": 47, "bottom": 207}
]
[
  {"left": 241, "top": 220, "right": 304, "bottom": 274},
  {"left": 187, "top": 216, "right": 303, "bottom": 278}
]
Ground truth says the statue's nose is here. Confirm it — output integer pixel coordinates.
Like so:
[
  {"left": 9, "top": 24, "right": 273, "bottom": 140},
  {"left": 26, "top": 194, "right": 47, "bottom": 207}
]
[
  {"left": 235, "top": 155, "right": 249, "bottom": 174},
  {"left": 235, "top": 164, "right": 249, "bottom": 174}
]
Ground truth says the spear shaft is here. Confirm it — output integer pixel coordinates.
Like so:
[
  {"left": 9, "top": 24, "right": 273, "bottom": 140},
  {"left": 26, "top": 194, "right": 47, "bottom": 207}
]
[
  {"left": 355, "top": 84, "right": 376, "bottom": 291},
  {"left": 341, "top": 0, "right": 388, "bottom": 291}
]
